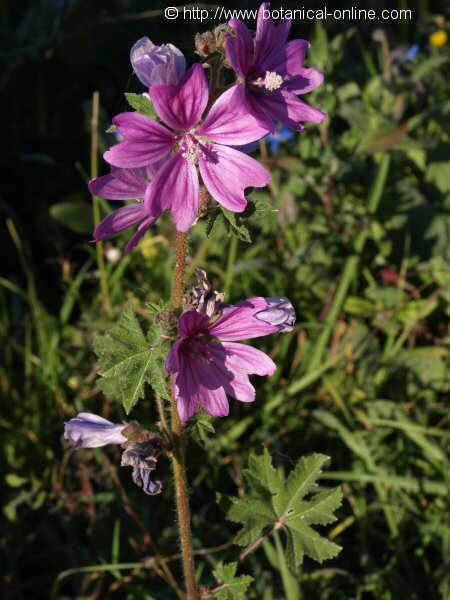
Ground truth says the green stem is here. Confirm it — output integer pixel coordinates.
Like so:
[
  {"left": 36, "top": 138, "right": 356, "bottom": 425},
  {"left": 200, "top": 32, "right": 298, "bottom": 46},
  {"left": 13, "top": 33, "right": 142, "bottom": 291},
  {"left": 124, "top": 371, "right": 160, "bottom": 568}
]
[
  {"left": 169, "top": 231, "right": 198, "bottom": 600},
  {"left": 308, "top": 154, "right": 391, "bottom": 373},
  {"left": 90, "top": 91, "right": 112, "bottom": 316}
]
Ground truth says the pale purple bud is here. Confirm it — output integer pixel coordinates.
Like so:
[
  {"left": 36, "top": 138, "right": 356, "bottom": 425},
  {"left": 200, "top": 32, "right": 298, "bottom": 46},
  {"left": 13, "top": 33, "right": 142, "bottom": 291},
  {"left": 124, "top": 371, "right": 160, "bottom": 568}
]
[
  {"left": 130, "top": 37, "right": 186, "bottom": 87},
  {"left": 121, "top": 439, "right": 162, "bottom": 495},
  {"left": 255, "top": 297, "right": 296, "bottom": 332},
  {"left": 64, "top": 412, "right": 127, "bottom": 448}
]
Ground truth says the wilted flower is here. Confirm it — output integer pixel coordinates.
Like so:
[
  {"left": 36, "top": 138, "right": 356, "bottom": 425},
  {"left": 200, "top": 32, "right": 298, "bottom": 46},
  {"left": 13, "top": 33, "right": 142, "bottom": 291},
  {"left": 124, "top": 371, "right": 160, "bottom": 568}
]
[
  {"left": 166, "top": 277, "right": 296, "bottom": 420},
  {"left": 130, "top": 37, "right": 186, "bottom": 87},
  {"left": 104, "top": 64, "right": 270, "bottom": 231},
  {"left": 64, "top": 413, "right": 163, "bottom": 495},
  {"left": 121, "top": 439, "right": 162, "bottom": 495},
  {"left": 64, "top": 412, "right": 127, "bottom": 447},
  {"left": 89, "top": 165, "right": 163, "bottom": 251},
  {"left": 224, "top": 2, "right": 325, "bottom": 132},
  {"left": 184, "top": 268, "right": 225, "bottom": 317}
]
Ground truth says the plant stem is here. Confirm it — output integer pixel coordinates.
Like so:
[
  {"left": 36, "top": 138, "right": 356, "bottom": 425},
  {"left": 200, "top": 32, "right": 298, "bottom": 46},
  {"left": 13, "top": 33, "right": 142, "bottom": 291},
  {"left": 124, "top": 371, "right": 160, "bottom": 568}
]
[
  {"left": 308, "top": 154, "right": 391, "bottom": 373},
  {"left": 90, "top": 90, "right": 112, "bottom": 316},
  {"left": 169, "top": 230, "right": 198, "bottom": 599}
]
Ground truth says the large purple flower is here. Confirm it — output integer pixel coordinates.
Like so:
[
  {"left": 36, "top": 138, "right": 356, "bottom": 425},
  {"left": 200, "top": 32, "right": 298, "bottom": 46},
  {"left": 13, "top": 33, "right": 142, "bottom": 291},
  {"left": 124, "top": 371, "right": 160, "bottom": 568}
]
[
  {"left": 104, "top": 64, "right": 270, "bottom": 232},
  {"left": 89, "top": 165, "right": 161, "bottom": 251},
  {"left": 165, "top": 296, "right": 295, "bottom": 421},
  {"left": 225, "top": 2, "right": 325, "bottom": 132},
  {"left": 130, "top": 37, "right": 186, "bottom": 87}
]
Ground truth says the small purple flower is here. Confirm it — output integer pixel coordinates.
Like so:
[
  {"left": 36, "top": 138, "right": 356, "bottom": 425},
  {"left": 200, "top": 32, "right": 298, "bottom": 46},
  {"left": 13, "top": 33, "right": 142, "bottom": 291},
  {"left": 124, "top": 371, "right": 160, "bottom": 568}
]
[
  {"left": 266, "top": 125, "right": 294, "bottom": 153},
  {"left": 255, "top": 297, "right": 296, "bottom": 332},
  {"left": 130, "top": 37, "right": 186, "bottom": 87},
  {"left": 224, "top": 2, "right": 325, "bottom": 132},
  {"left": 165, "top": 296, "right": 296, "bottom": 421},
  {"left": 405, "top": 44, "right": 419, "bottom": 61},
  {"left": 89, "top": 165, "right": 162, "bottom": 251},
  {"left": 104, "top": 64, "right": 270, "bottom": 232},
  {"left": 64, "top": 412, "right": 127, "bottom": 447}
]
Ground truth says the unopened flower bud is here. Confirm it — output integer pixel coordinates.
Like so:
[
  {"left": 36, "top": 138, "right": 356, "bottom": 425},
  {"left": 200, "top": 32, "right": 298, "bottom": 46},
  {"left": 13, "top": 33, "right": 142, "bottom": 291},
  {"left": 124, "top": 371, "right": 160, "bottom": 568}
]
[
  {"left": 195, "top": 31, "right": 216, "bottom": 57},
  {"left": 195, "top": 24, "right": 234, "bottom": 57},
  {"left": 130, "top": 37, "right": 186, "bottom": 87},
  {"left": 64, "top": 412, "right": 127, "bottom": 448},
  {"left": 255, "top": 297, "right": 296, "bottom": 332}
]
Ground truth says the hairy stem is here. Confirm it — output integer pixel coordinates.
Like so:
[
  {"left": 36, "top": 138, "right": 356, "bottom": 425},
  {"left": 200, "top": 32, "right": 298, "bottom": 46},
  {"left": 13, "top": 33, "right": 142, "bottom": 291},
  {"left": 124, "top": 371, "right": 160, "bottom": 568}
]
[
  {"left": 308, "top": 153, "right": 391, "bottom": 372},
  {"left": 169, "top": 230, "right": 198, "bottom": 599},
  {"left": 90, "top": 90, "right": 112, "bottom": 316}
]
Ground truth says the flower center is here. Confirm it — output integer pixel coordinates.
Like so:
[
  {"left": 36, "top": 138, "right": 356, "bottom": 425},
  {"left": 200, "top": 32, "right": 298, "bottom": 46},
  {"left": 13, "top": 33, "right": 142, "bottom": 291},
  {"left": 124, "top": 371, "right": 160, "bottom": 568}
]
[
  {"left": 177, "top": 132, "right": 205, "bottom": 165},
  {"left": 251, "top": 71, "right": 284, "bottom": 92}
]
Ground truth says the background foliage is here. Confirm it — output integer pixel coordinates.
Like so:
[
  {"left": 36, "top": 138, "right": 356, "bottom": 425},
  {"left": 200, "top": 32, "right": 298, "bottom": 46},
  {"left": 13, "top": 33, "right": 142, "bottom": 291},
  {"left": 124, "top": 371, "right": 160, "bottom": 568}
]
[{"left": 1, "top": 1, "right": 450, "bottom": 598}]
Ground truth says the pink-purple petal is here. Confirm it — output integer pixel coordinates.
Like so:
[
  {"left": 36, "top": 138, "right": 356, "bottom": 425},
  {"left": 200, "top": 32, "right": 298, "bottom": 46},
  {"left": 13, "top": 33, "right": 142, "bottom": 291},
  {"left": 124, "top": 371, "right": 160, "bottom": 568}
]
[
  {"left": 104, "top": 113, "right": 174, "bottom": 167},
  {"left": 178, "top": 310, "right": 209, "bottom": 337},
  {"left": 254, "top": 2, "right": 291, "bottom": 69},
  {"left": 249, "top": 88, "right": 325, "bottom": 131},
  {"left": 89, "top": 168, "right": 147, "bottom": 200},
  {"left": 143, "top": 153, "right": 199, "bottom": 232},
  {"left": 199, "top": 144, "right": 270, "bottom": 212},
  {"left": 209, "top": 297, "right": 279, "bottom": 341},
  {"left": 221, "top": 342, "right": 276, "bottom": 376},
  {"left": 93, "top": 203, "right": 146, "bottom": 241},
  {"left": 197, "top": 85, "right": 270, "bottom": 144},
  {"left": 172, "top": 352, "right": 199, "bottom": 421},
  {"left": 283, "top": 69, "right": 324, "bottom": 95},
  {"left": 169, "top": 157, "right": 200, "bottom": 232},
  {"left": 124, "top": 216, "right": 155, "bottom": 252},
  {"left": 150, "top": 64, "right": 208, "bottom": 130},
  {"left": 225, "top": 18, "right": 254, "bottom": 77}
]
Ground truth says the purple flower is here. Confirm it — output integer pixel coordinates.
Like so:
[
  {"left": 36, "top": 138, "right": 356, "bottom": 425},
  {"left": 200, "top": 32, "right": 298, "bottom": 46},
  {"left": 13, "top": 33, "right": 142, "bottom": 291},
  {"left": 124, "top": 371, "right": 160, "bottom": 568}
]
[
  {"left": 130, "top": 37, "right": 186, "bottom": 87},
  {"left": 224, "top": 2, "right": 325, "bottom": 132},
  {"left": 165, "top": 296, "right": 296, "bottom": 421},
  {"left": 89, "top": 165, "right": 161, "bottom": 251},
  {"left": 64, "top": 412, "right": 127, "bottom": 447},
  {"left": 104, "top": 64, "right": 270, "bottom": 232},
  {"left": 266, "top": 125, "right": 295, "bottom": 153}
]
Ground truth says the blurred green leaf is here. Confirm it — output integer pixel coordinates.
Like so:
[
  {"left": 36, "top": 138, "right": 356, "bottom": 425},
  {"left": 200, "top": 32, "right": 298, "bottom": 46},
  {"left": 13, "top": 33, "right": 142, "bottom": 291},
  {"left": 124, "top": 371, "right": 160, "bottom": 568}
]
[{"left": 50, "top": 201, "right": 93, "bottom": 234}]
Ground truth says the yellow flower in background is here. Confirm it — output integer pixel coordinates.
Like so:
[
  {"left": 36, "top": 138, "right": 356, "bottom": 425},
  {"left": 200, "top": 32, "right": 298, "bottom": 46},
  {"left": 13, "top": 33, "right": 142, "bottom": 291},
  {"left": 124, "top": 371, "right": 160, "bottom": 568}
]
[
  {"left": 139, "top": 237, "right": 159, "bottom": 260},
  {"left": 430, "top": 30, "right": 448, "bottom": 47},
  {"left": 434, "top": 15, "right": 445, "bottom": 27}
]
